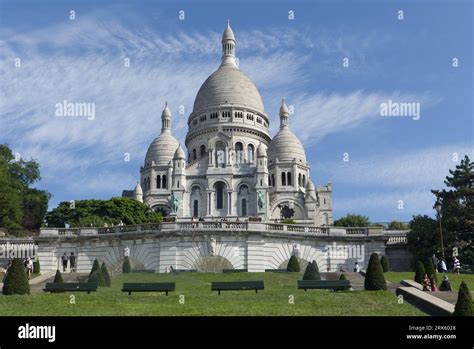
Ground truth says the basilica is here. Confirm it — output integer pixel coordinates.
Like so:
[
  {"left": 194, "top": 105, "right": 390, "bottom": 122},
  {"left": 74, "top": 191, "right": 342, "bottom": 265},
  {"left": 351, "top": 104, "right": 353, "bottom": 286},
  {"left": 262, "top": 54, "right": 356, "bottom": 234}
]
[{"left": 130, "top": 22, "right": 333, "bottom": 225}]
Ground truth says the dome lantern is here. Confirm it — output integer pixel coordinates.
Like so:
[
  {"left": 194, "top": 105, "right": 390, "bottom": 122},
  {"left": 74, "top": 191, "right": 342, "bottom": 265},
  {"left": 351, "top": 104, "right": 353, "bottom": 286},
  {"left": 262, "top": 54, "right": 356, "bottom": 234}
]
[{"left": 221, "top": 20, "right": 237, "bottom": 67}]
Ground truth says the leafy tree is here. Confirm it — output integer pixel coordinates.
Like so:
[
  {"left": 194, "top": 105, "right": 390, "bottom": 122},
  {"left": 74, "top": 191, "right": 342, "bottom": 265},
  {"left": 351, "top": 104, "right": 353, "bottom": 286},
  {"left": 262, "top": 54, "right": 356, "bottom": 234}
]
[
  {"left": 407, "top": 215, "right": 439, "bottom": 265},
  {"left": 101, "top": 262, "right": 111, "bottom": 287},
  {"left": 424, "top": 258, "right": 437, "bottom": 283},
  {"left": 380, "top": 255, "right": 390, "bottom": 273},
  {"left": 432, "top": 155, "right": 474, "bottom": 268},
  {"left": 364, "top": 253, "right": 386, "bottom": 291},
  {"left": 334, "top": 214, "right": 370, "bottom": 227},
  {"left": 387, "top": 220, "right": 409, "bottom": 230},
  {"left": 33, "top": 259, "right": 40, "bottom": 274},
  {"left": 45, "top": 197, "right": 162, "bottom": 228},
  {"left": 123, "top": 256, "right": 131, "bottom": 273},
  {"left": 53, "top": 269, "right": 63, "bottom": 283},
  {"left": 414, "top": 261, "right": 426, "bottom": 284},
  {"left": 303, "top": 260, "right": 321, "bottom": 280},
  {"left": 286, "top": 255, "right": 300, "bottom": 272},
  {"left": 2, "top": 258, "right": 30, "bottom": 295},
  {"left": 453, "top": 281, "right": 473, "bottom": 316}
]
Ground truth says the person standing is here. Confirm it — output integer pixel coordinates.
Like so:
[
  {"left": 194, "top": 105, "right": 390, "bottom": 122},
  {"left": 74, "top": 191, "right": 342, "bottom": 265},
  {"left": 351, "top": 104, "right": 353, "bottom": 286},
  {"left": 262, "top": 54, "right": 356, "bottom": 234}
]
[
  {"left": 61, "top": 252, "right": 68, "bottom": 272},
  {"left": 453, "top": 257, "right": 461, "bottom": 274},
  {"left": 69, "top": 252, "right": 76, "bottom": 273},
  {"left": 431, "top": 254, "right": 438, "bottom": 273}
]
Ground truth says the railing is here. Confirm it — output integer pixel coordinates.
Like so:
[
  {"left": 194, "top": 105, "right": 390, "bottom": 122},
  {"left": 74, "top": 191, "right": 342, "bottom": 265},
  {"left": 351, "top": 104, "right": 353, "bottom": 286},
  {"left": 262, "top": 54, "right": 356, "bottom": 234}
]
[
  {"left": 345, "top": 228, "right": 368, "bottom": 235},
  {"left": 57, "top": 228, "right": 79, "bottom": 236},
  {"left": 265, "top": 223, "right": 329, "bottom": 235},
  {"left": 385, "top": 231, "right": 409, "bottom": 245},
  {"left": 178, "top": 222, "right": 248, "bottom": 230}
]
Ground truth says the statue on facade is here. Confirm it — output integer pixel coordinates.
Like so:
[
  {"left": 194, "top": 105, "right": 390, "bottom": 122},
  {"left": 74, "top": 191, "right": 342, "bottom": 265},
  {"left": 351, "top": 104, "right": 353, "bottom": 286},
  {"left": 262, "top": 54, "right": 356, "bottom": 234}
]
[
  {"left": 209, "top": 237, "right": 216, "bottom": 256},
  {"left": 170, "top": 193, "right": 181, "bottom": 214},
  {"left": 257, "top": 191, "right": 265, "bottom": 210}
]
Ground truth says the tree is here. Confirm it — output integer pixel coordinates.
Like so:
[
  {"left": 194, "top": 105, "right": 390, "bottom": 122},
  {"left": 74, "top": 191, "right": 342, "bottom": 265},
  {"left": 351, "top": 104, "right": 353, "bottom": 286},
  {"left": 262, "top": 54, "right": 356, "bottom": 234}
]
[
  {"left": 45, "top": 197, "right": 162, "bottom": 228},
  {"left": 334, "top": 214, "right": 370, "bottom": 227},
  {"left": 339, "top": 273, "right": 347, "bottom": 280},
  {"left": 387, "top": 220, "right": 409, "bottom": 230},
  {"left": 303, "top": 260, "right": 321, "bottom": 280},
  {"left": 432, "top": 156, "right": 474, "bottom": 267},
  {"left": 380, "top": 255, "right": 390, "bottom": 273},
  {"left": 33, "top": 259, "right": 40, "bottom": 274},
  {"left": 53, "top": 269, "right": 63, "bottom": 283},
  {"left": 453, "top": 281, "right": 473, "bottom": 316},
  {"left": 101, "top": 262, "right": 111, "bottom": 287},
  {"left": 407, "top": 215, "right": 439, "bottom": 265},
  {"left": 123, "top": 256, "right": 131, "bottom": 273},
  {"left": 424, "top": 258, "right": 437, "bottom": 283},
  {"left": 286, "top": 255, "right": 300, "bottom": 272},
  {"left": 414, "top": 261, "right": 426, "bottom": 284},
  {"left": 364, "top": 253, "right": 386, "bottom": 291},
  {"left": 2, "top": 258, "right": 30, "bottom": 295},
  {"left": 88, "top": 259, "right": 105, "bottom": 286}
]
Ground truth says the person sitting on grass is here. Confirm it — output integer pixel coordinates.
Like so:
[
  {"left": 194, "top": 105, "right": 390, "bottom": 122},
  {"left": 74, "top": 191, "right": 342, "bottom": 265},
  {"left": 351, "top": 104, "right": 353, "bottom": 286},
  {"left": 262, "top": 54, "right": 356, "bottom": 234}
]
[
  {"left": 422, "top": 273, "right": 431, "bottom": 291},
  {"left": 429, "top": 275, "right": 437, "bottom": 292},
  {"left": 439, "top": 274, "right": 452, "bottom": 291}
]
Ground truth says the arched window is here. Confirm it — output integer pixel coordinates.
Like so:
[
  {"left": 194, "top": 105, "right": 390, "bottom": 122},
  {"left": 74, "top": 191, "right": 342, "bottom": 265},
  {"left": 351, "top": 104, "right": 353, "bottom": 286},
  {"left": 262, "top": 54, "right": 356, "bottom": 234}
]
[
  {"left": 156, "top": 175, "right": 161, "bottom": 189},
  {"left": 215, "top": 182, "right": 225, "bottom": 209},
  {"left": 200, "top": 145, "right": 206, "bottom": 156},
  {"left": 268, "top": 175, "right": 271, "bottom": 186},
  {"left": 287, "top": 172, "right": 292, "bottom": 186},
  {"left": 147, "top": 177, "right": 150, "bottom": 190},
  {"left": 298, "top": 174, "right": 302, "bottom": 186},
  {"left": 192, "top": 149, "right": 197, "bottom": 160},
  {"left": 235, "top": 142, "right": 243, "bottom": 163},
  {"left": 215, "top": 141, "right": 226, "bottom": 168},
  {"left": 177, "top": 180, "right": 180, "bottom": 188},
  {"left": 272, "top": 174, "right": 275, "bottom": 187},
  {"left": 302, "top": 175, "right": 306, "bottom": 187},
  {"left": 193, "top": 200, "right": 199, "bottom": 218},
  {"left": 162, "top": 175, "right": 167, "bottom": 189},
  {"left": 281, "top": 172, "right": 286, "bottom": 186},
  {"left": 247, "top": 144, "right": 255, "bottom": 164},
  {"left": 242, "top": 198, "right": 247, "bottom": 216}
]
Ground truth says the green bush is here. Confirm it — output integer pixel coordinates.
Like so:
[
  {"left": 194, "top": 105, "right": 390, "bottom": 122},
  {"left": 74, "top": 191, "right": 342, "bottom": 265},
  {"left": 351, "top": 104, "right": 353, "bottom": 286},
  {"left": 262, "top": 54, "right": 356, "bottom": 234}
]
[
  {"left": 380, "top": 255, "right": 390, "bottom": 273},
  {"left": 364, "top": 253, "right": 386, "bottom": 291},
  {"left": 424, "top": 258, "right": 437, "bottom": 283},
  {"left": 33, "top": 259, "right": 40, "bottom": 274},
  {"left": 339, "top": 273, "right": 346, "bottom": 280},
  {"left": 454, "top": 281, "right": 473, "bottom": 316},
  {"left": 53, "top": 269, "right": 63, "bottom": 283},
  {"left": 414, "top": 261, "right": 426, "bottom": 284},
  {"left": 2, "top": 258, "right": 30, "bottom": 295},
  {"left": 101, "top": 262, "right": 111, "bottom": 287},
  {"left": 286, "top": 255, "right": 300, "bottom": 272},
  {"left": 89, "top": 259, "right": 100, "bottom": 276},
  {"left": 123, "top": 256, "right": 131, "bottom": 273},
  {"left": 303, "top": 260, "right": 321, "bottom": 280},
  {"left": 88, "top": 259, "right": 105, "bottom": 286}
]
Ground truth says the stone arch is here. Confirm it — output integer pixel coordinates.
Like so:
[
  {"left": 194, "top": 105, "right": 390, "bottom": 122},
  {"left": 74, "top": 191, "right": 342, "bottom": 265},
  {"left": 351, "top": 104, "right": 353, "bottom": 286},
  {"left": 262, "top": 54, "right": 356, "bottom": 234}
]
[
  {"left": 265, "top": 243, "right": 327, "bottom": 272},
  {"left": 270, "top": 199, "right": 306, "bottom": 220},
  {"left": 189, "top": 184, "right": 205, "bottom": 218}
]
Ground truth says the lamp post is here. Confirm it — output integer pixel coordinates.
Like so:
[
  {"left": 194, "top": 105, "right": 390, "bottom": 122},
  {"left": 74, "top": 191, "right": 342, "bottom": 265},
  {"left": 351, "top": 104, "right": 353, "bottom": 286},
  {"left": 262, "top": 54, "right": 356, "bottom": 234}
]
[{"left": 434, "top": 199, "right": 445, "bottom": 259}]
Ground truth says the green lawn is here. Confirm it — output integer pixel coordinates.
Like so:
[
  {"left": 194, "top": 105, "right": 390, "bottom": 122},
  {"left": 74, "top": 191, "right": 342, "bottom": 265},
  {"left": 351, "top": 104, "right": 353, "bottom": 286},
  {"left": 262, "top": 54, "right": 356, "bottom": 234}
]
[
  {"left": 384, "top": 272, "right": 474, "bottom": 291},
  {"left": 0, "top": 272, "right": 425, "bottom": 316}
]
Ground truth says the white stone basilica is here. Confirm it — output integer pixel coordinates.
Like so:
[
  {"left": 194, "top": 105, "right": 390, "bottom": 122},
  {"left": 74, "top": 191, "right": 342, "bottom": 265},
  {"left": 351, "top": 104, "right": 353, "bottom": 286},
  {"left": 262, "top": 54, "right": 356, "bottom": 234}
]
[{"left": 132, "top": 22, "right": 333, "bottom": 225}]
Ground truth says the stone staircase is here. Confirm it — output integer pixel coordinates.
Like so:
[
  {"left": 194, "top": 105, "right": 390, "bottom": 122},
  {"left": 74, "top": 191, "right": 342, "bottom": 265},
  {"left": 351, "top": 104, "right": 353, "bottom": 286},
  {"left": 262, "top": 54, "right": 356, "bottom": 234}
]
[{"left": 322, "top": 272, "right": 365, "bottom": 290}]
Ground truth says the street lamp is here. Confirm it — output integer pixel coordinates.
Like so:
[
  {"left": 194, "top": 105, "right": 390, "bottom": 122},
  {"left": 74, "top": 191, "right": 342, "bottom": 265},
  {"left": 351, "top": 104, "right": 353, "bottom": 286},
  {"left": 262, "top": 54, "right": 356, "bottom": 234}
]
[{"left": 434, "top": 199, "right": 445, "bottom": 259}]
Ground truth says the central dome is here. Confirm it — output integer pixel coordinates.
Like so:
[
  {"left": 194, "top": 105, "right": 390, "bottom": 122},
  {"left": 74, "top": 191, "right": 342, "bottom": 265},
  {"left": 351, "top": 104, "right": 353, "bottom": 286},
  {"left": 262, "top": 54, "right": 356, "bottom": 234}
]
[{"left": 192, "top": 65, "right": 265, "bottom": 114}]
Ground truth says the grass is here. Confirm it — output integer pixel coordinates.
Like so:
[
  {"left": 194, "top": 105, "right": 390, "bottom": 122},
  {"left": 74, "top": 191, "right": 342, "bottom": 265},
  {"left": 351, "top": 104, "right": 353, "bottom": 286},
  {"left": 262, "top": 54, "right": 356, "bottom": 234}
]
[
  {"left": 0, "top": 272, "right": 425, "bottom": 316},
  {"left": 384, "top": 271, "right": 474, "bottom": 291}
]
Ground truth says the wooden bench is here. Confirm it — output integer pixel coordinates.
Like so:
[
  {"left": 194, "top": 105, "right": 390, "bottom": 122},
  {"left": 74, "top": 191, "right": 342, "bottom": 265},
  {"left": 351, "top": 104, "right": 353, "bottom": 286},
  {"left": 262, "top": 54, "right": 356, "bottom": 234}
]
[
  {"left": 265, "top": 269, "right": 288, "bottom": 273},
  {"left": 173, "top": 269, "right": 197, "bottom": 273},
  {"left": 297, "top": 280, "right": 351, "bottom": 291},
  {"left": 211, "top": 281, "right": 264, "bottom": 295},
  {"left": 130, "top": 270, "right": 155, "bottom": 273},
  {"left": 222, "top": 269, "right": 248, "bottom": 273},
  {"left": 121, "top": 282, "right": 175, "bottom": 296},
  {"left": 43, "top": 282, "right": 98, "bottom": 294}
]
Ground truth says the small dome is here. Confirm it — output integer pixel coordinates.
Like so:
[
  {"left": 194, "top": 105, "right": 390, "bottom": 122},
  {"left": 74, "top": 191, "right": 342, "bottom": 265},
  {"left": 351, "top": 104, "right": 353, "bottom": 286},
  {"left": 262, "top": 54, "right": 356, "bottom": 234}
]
[
  {"left": 174, "top": 145, "right": 185, "bottom": 159},
  {"left": 280, "top": 99, "right": 289, "bottom": 116},
  {"left": 162, "top": 102, "right": 172, "bottom": 118},
  {"left": 192, "top": 65, "right": 265, "bottom": 114},
  {"left": 145, "top": 132, "right": 179, "bottom": 166},
  {"left": 306, "top": 179, "right": 315, "bottom": 191},
  {"left": 134, "top": 182, "right": 143, "bottom": 195},
  {"left": 257, "top": 142, "right": 267, "bottom": 157},
  {"left": 222, "top": 21, "right": 235, "bottom": 42},
  {"left": 268, "top": 127, "right": 306, "bottom": 163}
]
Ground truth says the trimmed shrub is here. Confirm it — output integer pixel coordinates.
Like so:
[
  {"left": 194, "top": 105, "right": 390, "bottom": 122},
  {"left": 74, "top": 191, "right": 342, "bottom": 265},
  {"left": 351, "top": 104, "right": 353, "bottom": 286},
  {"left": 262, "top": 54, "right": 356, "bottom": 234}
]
[
  {"left": 123, "top": 256, "right": 131, "bottom": 273},
  {"left": 364, "top": 253, "right": 387, "bottom": 291},
  {"left": 101, "top": 262, "right": 111, "bottom": 287},
  {"left": 2, "top": 258, "right": 30, "bottom": 295},
  {"left": 88, "top": 259, "right": 104, "bottom": 286},
  {"left": 303, "top": 260, "right": 321, "bottom": 280},
  {"left": 89, "top": 259, "right": 100, "bottom": 276},
  {"left": 286, "top": 255, "right": 300, "bottom": 272},
  {"left": 53, "top": 269, "right": 63, "bottom": 283},
  {"left": 380, "top": 255, "right": 390, "bottom": 273},
  {"left": 414, "top": 261, "right": 426, "bottom": 284},
  {"left": 339, "top": 273, "right": 347, "bottom": 280},
  {"left": 33, "top": 259, "right": 41, "bottom": 274},
  {"left": 424, "top": 258, "right": 437, "bottom": 283},
  {"left": 454, "top": 281, "right": 473, "bottom": 316}
]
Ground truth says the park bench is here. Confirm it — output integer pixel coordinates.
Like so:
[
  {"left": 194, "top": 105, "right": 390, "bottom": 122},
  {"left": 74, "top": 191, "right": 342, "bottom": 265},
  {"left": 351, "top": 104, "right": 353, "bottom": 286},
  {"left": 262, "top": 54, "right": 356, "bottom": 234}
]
[
  {"left": 211, "top": 281, "right": 264, "bottom": 295},
  {"left": 130, "top": 270, "right": 155, "bottom": 273},
  {"left": 43, "top": 282, "right": 98, "bottom": 294},
  {"left": 121, "top": 282, "right": 175, "bottom": 296},
  {"left": 297, "top": 280, "right": 351, "bottom": 291},
  {"left": 264, "top": 269, "right": 288, "bottom": 273},
  {"left": 222, "top": 269, "right": 248, "bottom": 273},
  {"left": 173, "top": 269, "right": 197, "bottom": 273}
]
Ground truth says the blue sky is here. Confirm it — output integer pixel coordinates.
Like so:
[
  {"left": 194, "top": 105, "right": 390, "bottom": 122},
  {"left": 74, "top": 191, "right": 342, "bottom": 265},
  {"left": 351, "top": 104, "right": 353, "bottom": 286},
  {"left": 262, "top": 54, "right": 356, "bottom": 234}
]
[{"left": 0, "top": 0, "right": 472, "bottom": 222}]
